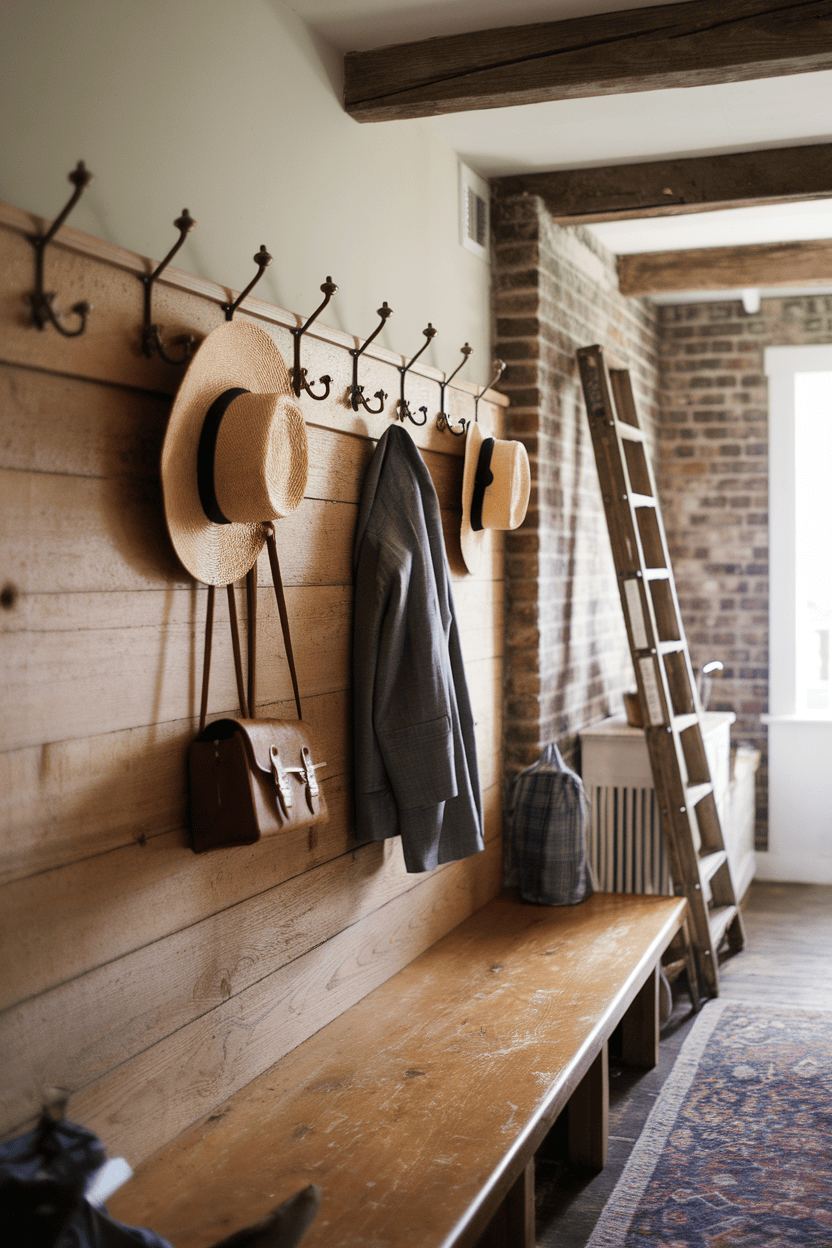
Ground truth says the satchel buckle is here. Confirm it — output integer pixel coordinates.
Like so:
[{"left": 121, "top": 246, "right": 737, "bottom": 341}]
[
  {"left": 269, "top": 744, "right": 326, "bottom": 815},
  {"left": 269, "top": 745, "right": 302, "bottom": 812},
  {"left": 300, "top": 744, "right": 327, "bottom": 809}
]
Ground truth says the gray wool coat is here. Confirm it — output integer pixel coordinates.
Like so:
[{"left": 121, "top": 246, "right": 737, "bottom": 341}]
[{"left": 352, "top": 425, "right": 484, "bottom": 873}]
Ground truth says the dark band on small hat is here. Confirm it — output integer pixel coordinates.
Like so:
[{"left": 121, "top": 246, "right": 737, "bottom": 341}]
[
  {"left": 197, "top": 387, "right": 250, "bottom": 524},
  {"left": 470, "top": 437, "right": 495, "bottom": 532}
]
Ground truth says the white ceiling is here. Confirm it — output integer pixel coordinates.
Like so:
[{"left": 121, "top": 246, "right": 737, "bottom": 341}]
[{"left": 292, "top": 0, "right": 832, "bottom": 293}]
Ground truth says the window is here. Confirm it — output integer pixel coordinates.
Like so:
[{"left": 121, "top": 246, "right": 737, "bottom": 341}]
[
  {"left": 765, "top": 346, "right": 832, "bottom": 718},
  {"left": 794, "top": 371, "right": 832, "bottom": 711}
]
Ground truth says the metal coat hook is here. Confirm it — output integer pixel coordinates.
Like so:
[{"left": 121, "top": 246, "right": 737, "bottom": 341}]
[
  {"left": 140, "top": 209, "right": 198, "bottom": 365},
  {"left": 223, "top": 246, "right": 272, "bottom": 321},
  {"left": 398, "top": 323, "right": 437, "bottom": 426},
  {"left": 28, "top": 161, "right": 94, "bottom": 336},
  {"left": 350, "top": 302, "right": 393, "bottom": 413},
  {"left": 436, "top": 343, "right": 474, "bottom": 437},
  {"left": 291, "top": 276, "right": 338, "bottom": 400},
  {"left": 473, "top": 359, "right": 506, "bottom": 422}
]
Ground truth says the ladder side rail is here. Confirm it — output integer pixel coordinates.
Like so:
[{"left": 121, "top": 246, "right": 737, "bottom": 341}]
[
  {"left": 608, "top": 363, "right": 745, "bottom": 976},
  {"left": 607, "top": 369, "right": 744, "bottom": 965},
  {"left": 610, "top": 369, "right": 712, "bottom": 739},
  {"left": 609, "top": 370, "right": 742, "bottom": 892},
  {"left": 577, "top": 345, "right": 745, "bottom": 997},
  {"left": 578, "top": 347, "right": 676, "bottom": 739}
]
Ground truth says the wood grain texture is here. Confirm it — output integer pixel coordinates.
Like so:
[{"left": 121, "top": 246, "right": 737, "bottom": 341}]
[
  {"left": 568, "top": 1042, "right": 609, "bottom": 1171},
  {"left": 493, "top": 142, "right": 832, "bottom": 224},
  {"left": 0, "top": 201, "right": 508, "bottom": 1179},
  {"left": 0, "top": 651, "right": 501, "bottom": 887},
  {"left": 0, "top": 574, "right": 500, "bottom": 754},
  {"left": 65, "top": 833, "right": 504, "bottom": 1168},
  {"left": 477, "top": 1160, "right": 535, "bottom": 1248},
  {"left": 620, "top": 963, "right": 660, "bottom": 1068},
  {"left": 617, "top": 237, "right": 832, "bottom": 294},
  {"left": 0, "top": 688, "right": 349, "bottom": 884},
  {"left": 109, "top": 894, "right": 687, "bottom": 1248},
  {"left": 0, "top": 215, "right": 507, "bottom": 440},
  {"left": 344, "top": 0, "right": 832, "bottom": 121},
  {"left": 0, "top": 785, "right": 503, "bottom": 1139},
  {"left": 0, "top": 725, "right": 501, "bottom": 1010}
]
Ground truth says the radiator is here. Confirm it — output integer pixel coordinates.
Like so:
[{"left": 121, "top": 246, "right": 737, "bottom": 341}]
[
  {"left": 586, "top": 783, "right": 672, "bottom": 895},
  {"left": 581, "top": 712, "right": 736, "bottom": 898}
]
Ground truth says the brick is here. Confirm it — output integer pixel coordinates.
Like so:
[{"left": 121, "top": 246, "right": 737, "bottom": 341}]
[{"left": 496, "top": 317, "right": 539, "bottom": 339}]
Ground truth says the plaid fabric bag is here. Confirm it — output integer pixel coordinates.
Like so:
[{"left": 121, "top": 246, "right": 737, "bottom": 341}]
[{"left": 507, "top": 742, "right": 594, "bottom": 906}]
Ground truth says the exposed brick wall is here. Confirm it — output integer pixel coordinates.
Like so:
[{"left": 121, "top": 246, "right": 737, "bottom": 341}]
[
  {"left": 492, "top": 194, "right": 660, "bottom": 777},
  {"left": 495, "top": 186, "right": 832, "bottom": 849},
  {"left": 658, "top": 294, "right": 832, "bottom": 847}
]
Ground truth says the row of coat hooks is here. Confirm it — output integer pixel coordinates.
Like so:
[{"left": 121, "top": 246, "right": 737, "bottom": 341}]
[{"left": 26, "top": 162, "right": 506, "bottom": 436}]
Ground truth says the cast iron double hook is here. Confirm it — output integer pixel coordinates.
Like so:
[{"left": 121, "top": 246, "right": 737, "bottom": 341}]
[
  {"left": 436, "top": 343, "right": 474, "bottom": 436},
  {"left": 398, "top": 324, "right": 437, "bottom": 426},
  {"left": 291, "top": 277, "right": 338, "bottom": 400},
  {"left": 350, "top": 302, "right": 393, "bottom": 413},
  {"left": 222, "top": 246, "right": 273, "bottom": 321},
  {"left": 140, "top": 210, "right": 198, "bottom": 364},
  {"left": 473, "top": 360, "right": 506, "bottom": 422},
  {"left": 28, "top": 161, "right": 94, "bottom": 337}
]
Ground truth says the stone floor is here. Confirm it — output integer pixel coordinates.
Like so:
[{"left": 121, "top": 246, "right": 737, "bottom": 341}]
[{"left": 535, "top": 881, "right": 832, "bottom": 1247}]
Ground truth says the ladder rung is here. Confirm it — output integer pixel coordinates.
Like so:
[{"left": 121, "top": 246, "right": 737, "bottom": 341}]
[
  {"left": 709, "top": 904, "right": 739, "bottom": 949},
  {"left": 616, "top": 422, "right": 646, "bottom": 442},
  {"left": 658, "top": 640, "right": 685, "bottom": 655},
  {"left": 661, "top": 957, "right": 686, "bottom": 980},
  {"left": 685, "top": 782, "right": 713, "bottom": 808},
  {"left": 579, "top": 346, "right": 741, "bottom": 1000},
  {"left": 699, "top": 850, "right": 727, "bottom": 883}
]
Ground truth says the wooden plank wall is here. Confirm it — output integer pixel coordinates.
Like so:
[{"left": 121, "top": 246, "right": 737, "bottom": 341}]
[{"left": 0, "top": 203, "right": 506, "bottom": 1169}]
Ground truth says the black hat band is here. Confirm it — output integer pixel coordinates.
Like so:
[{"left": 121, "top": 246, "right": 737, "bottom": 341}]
[
  {"left": 470, "top": 437, "right": 495, "bottom": 532},
  {"left": 196, "top": 387, "right": 250, "bottom": 525}
]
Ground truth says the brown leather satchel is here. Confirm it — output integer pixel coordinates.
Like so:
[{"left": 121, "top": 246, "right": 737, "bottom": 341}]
[{"left": 189, "top": 526, "right": 327, "bottom": 853}]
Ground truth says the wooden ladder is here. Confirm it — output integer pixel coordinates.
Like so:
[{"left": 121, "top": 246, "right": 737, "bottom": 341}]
[{"left": 576, "top": 344, "right": 744, "bottom": 997}]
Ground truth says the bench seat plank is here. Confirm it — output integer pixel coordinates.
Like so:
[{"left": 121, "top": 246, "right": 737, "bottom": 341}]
[{"left": 110, "top": 892, "right": 687, "bottom": 1248}]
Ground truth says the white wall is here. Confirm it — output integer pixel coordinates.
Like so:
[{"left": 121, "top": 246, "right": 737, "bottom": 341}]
[{"left": 0, "top": 0, "right": 491, "bottom": 371}]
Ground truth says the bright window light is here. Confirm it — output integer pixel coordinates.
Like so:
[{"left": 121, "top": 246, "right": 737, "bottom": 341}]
[{"left": 794, "top": 372, "right": 832, "bottom": 713}]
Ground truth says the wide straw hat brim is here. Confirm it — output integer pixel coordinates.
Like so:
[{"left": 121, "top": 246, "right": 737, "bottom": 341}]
[
  {"left": 161, "top": 321, "right": 307, "bottom": 586},
  {"left": 460, "top": 421, "right": 486, "bottom": 575}
]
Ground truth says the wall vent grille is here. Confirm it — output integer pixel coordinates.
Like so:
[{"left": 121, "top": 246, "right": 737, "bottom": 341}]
[{"left": 459, "top": 163, "right": 489, "bottom": 261}]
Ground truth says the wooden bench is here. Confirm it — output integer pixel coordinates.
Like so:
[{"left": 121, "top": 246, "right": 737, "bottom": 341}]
[{"left": 110, "top": 892, "right": 690, "bottom": 1248}]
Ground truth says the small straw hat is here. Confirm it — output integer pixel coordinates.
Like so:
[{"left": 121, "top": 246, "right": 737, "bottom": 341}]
[
  {"left": 161, "top": 321, "right": 308, "bottom": 585},
  {"left": 460, "top": 421, "right": 530, "bottom": 575}
]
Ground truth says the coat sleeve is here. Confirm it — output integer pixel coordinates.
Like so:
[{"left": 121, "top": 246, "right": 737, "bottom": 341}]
[{"left": 353, "top": 528, "right": 458, "bottom": 817}]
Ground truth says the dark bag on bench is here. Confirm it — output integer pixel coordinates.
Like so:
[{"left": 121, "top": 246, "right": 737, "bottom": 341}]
[{"left": 507, "top": 742, "right": 594, "bottom": 906}]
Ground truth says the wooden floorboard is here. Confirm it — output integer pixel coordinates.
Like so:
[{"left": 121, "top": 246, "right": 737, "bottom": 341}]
[{"left": 535, "top": 881, "right": 832, "bottom": 1246}]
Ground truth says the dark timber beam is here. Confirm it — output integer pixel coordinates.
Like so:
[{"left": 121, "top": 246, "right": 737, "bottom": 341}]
[
  {"left": 617, "top": 238, "right": 832, "bottom": 294},
  {"left": 493, "top": 144, "right": 832, "bottom": 224},
  {"left": 344, "top": 0, "right": 832, "bottom": 122}
]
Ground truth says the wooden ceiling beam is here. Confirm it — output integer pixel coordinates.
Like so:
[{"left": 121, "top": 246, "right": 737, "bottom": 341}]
[
  {"left": 493, "top": 144, "right": 832, "bottom": 224},
  {"left": 617, "top": 238, "right": 832, "bottom": 294},
  {"left": 344, "top": 0, "right": 832, "bottom": 123}
]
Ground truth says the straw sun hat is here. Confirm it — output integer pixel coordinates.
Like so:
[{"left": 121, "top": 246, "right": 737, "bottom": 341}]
[
  {"left": 161, "top": 321, "right": 308, "bottom": 585},
  {"left": 460, "top": 421, "right": 530, "bottom": 575}
]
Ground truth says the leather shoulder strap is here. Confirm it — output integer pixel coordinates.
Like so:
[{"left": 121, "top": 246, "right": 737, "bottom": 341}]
[{"left": 198, "top": 523, "right": 302, "bottom": 732}]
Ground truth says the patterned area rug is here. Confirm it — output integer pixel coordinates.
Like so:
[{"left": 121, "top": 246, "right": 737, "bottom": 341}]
[{"left": 588, "top": 1000, "right": 832, "bottom": 1246}]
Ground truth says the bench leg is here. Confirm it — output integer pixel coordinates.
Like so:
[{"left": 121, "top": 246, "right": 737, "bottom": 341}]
[
  {"left": 474, "top": 1159, "right": 535, "bottom": 1248},
  {"left": 568, "top": 1041, "right": 608, "bottom": 1171},
  {"left": 621, "top": 963, "right": 659, "bottom": 1069}
]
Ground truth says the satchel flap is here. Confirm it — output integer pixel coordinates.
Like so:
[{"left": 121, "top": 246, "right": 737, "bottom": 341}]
[{"left": 198, "top": 717, "right": 325, "bottom": 777}]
